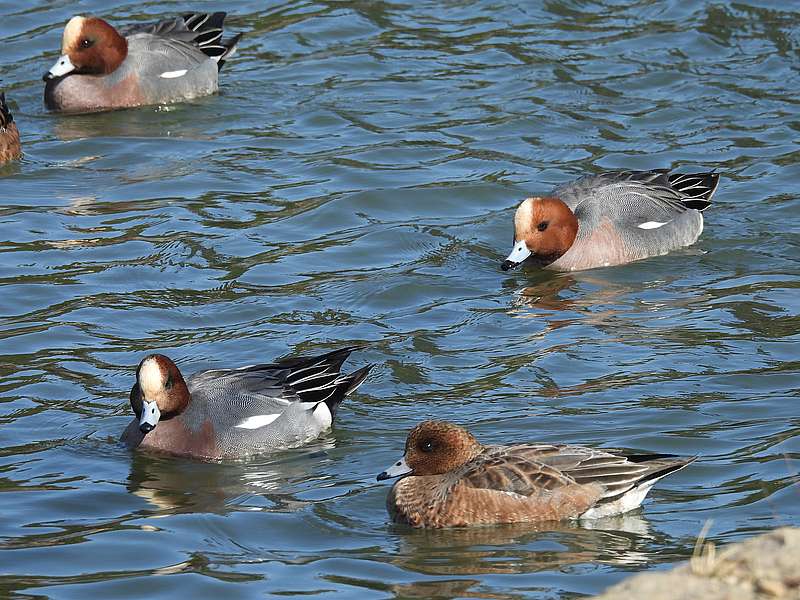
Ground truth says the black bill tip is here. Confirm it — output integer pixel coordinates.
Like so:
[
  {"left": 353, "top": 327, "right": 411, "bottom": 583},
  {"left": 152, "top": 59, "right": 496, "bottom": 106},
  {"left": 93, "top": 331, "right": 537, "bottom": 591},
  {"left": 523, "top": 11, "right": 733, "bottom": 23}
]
[
  {"left": 501, "top": 259, "right": 518, "bottom": 271},
  {"left": 376, "top": 471, "right": 390, "bottom": 482},
  {"left": 139, "top": 422, "right": 155, "bottom": 434}
]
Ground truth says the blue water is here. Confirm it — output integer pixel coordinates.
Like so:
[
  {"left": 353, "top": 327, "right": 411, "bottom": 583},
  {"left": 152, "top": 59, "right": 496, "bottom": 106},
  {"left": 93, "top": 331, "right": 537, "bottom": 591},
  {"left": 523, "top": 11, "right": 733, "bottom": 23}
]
[{"left": 1, "top": 1, "right": 798, "bottom": 598}]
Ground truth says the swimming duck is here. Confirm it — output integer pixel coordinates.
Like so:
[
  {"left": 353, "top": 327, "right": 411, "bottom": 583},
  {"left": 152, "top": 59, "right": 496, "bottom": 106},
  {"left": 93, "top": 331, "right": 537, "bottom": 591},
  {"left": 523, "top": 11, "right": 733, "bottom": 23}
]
[
  {"left": 121, "top": 346, "right": 372, "bottom": 460},
  {"left": 502, "top": 169, "right": 719, "bottom": 272},
  {"left": 378, "top": 420, "right": 695, "bottom": 528},
  {"left": 44, "top": 12, "right": 241, "bottom": 113}
]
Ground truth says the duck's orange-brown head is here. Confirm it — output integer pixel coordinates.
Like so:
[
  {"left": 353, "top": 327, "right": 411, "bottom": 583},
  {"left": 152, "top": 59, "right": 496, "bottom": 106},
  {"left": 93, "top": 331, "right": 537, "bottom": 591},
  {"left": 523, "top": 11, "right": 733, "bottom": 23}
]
[
  {"left": 130, "top": 354, "right": 190, "bottom": 435},
  {"left": 44, "top": 16, "right": 128, "bottom": 80},
  {"left": 501, "top": 196, "right": 579, "bottom": 270},
  {"left": 377, "top": 420, "right": 484, "bottom": 480}
]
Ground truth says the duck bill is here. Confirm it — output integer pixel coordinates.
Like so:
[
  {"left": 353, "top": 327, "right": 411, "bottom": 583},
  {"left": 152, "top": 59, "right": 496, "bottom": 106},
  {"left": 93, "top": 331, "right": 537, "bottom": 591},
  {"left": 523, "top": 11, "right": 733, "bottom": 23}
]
[
  {"left": 377, "top": 456, "right": 412, "bottom": 481},
  {"left": 43, "top": 54, "right": 76, "bottom": 81},
  {"left": 139, "top": 400, "right": 161, "bottom": 434},
  {"left": 501, "top": 240, "right": 532, "bottom": 271}
]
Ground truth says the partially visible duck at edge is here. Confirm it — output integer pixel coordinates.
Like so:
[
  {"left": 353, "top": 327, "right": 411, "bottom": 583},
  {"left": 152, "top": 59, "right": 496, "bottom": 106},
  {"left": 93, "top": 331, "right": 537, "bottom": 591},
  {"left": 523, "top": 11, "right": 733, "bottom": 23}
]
[
  {"left": 377, "top": 420, "right": 696, "bottom": 528},
  {"left": 501, "top": 169, "right": 720, "bottom": 272},
  {"left": 0, "top": 92, "right": 21, "bottom": 163},
  {"left": 121, "top": 347, "right": 373, "bottom": 460},
  {"left": 43, "top": 12, "right": 241, "bottom": 113}
]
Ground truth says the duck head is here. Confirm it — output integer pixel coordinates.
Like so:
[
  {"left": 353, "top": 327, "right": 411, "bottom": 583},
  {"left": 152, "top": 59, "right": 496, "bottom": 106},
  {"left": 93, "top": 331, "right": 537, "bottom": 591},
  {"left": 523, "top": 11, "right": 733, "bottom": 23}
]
[
  {"left": 501, "top": 196, "right": 578, "bottom": 270},
  {"left": 130, "top": 354, "right": 190, "bottom": 434},
  {"left": 377, "top": 420, "right": 484, "bottom": 480},
  {"left": 44, "top": 16, "right": 128, "bottom": 80}
]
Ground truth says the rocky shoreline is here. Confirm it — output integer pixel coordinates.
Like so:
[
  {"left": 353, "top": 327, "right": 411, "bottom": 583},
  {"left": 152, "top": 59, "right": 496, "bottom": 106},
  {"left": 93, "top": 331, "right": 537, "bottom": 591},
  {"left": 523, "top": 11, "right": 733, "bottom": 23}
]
[{"left": 594, "top": 528, "right": 800, "bottom": 599}]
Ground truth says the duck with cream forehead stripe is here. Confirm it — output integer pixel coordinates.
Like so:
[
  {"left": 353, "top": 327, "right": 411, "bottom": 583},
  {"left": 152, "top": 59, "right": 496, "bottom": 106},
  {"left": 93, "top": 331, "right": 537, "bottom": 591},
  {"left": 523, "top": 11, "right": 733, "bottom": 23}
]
[
  {"left": 501, "top": 169, "right": 718, "bottom": 272},
  {"left": 44, "top": 12, "right": 242, "bottom": 113},
  {"left": 122, "top": 347, "right": 373, "bottom": 460}
]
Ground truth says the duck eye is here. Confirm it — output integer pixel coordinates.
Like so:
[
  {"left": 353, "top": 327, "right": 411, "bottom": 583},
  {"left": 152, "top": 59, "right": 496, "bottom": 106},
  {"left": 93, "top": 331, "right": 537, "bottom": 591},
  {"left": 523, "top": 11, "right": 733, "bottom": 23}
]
[
  {"left": 80, "top": 38, "right": 93, "bottom": 49},
  {"left": 537, "top": 221, "right": 549, "bottom": 232},
  {"left": 164, "top": 374, "right": 173, "bottom": 390},
  {"left": 420, "top": 440, "right": 434, "bottom": 453}
]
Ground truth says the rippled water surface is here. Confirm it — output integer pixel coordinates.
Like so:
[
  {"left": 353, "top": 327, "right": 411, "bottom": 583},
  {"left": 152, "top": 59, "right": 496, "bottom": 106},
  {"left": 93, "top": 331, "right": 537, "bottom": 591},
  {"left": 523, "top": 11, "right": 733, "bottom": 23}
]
[{"left": 1, "top": 0, "right": 799, "bottom": 598}]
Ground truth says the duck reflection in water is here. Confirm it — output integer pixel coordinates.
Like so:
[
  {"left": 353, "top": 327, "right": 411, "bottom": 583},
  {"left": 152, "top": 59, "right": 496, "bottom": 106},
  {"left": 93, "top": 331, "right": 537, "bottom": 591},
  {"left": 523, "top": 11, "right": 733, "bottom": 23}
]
[{"left": 125, "top": 438, "right": 336, "bottom": 515}]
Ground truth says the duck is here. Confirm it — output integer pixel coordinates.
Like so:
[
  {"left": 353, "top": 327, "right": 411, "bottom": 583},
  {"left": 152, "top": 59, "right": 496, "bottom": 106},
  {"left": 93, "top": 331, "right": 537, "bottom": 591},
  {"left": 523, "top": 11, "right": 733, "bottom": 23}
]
[
  {"left": 501, "top": 169, "right": 719, "bottom": 272},
  {"left": 121, "top": 346, "right": 372, "bottom": 460},
  {"left": 377, "top": 420, "right": 695, "bottom": 528},
  {"left": 0, "top": 92, "right": 21, "bottom": 163},
  {"left": 43, "top": 12, "right": 241, "bottom": 113}
]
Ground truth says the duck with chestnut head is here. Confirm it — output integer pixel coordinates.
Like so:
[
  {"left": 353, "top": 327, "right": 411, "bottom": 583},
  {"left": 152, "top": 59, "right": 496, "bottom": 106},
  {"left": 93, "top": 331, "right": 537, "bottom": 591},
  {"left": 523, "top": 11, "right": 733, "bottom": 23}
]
[
  {"left": 502, "top": 169, "right": 719, "bottom": 272},
  {"left": 378, "top": 420, "right": 695, "bottom": 528},
  {"left": 122, "top": 347, "right": 372, "bottom": 460},
  {"left": 44, "top": 12, "right": 241, "bottom": 113}
]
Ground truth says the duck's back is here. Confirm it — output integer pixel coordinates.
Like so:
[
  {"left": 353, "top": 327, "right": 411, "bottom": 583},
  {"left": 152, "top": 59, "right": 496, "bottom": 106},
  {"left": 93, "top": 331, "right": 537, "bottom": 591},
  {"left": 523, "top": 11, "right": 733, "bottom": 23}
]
[
  {"left": 124, "top": 34, "right": 219, "bottom": 102},
  {"left": 181, "top": 366, "right": 331, "bottom": 457},
  {"left": 548, "top": 170, "right": 717, "bottom": 270},
  {"left": 388, "top": 442, "right": 694, "bottom": 527}
]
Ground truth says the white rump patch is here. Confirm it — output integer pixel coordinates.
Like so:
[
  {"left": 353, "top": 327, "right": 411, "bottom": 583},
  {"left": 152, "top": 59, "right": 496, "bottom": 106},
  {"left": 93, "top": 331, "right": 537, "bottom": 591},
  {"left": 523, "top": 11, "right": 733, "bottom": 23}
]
[
  {"left": 637, "top": 221, "right": 667, "bottom": 230},
  {"left": 160, "top": 69, "right": 188, "bottom": 79},
  {"left": 579, "top": 481, "right": 657, "bottom": 519},
  {"left": 311, "top": 402, "right": 332, "bottom": 429},
  {"left": 234, "top": 414, "right": 281, "bottom": 429}
]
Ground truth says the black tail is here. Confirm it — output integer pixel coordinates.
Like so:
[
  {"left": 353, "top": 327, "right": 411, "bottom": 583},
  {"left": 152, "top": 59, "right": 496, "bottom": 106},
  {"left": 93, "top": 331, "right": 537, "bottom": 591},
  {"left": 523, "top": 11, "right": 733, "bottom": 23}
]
[
  {"left": 669, "top": 171, "right": 719, "bottom": 211},
  {"left": 0, "top": 92, "right": 13, "bottom": 129},
  {"left": 278, "top": 347, "right": 373, "bottom": 419},
  {"left": 626, "top": 453, "right": 698, "bottom": 486},
  {"left": 183, "top": 12, "right": 242, "bottom": 70},
  {"left": 342, "top": 364, "right": 372, "bottom": 395}
]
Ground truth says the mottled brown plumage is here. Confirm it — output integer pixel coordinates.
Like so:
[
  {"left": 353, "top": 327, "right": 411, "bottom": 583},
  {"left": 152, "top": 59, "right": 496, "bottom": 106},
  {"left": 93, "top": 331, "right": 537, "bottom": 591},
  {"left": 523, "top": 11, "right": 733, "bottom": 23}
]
[
  {"left": 0, "top": 92, "right": 21, "bottom": 164},
  {"left": 378, "top": 420, "right": 695, "bottom": 528}
]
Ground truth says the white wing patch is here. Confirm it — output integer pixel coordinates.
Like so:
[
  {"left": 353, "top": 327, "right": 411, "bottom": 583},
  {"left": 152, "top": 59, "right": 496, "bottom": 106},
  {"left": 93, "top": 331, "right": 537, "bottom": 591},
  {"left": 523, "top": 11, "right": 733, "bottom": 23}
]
[
  {"left": 160, "top": 69, "right": 188, "bottom": 79},
  {"left": 637, "top": 221, "right": 667, "bottom": 230},
  {"left": 234, "top": 414, "right": 281, "bottom": 429}
]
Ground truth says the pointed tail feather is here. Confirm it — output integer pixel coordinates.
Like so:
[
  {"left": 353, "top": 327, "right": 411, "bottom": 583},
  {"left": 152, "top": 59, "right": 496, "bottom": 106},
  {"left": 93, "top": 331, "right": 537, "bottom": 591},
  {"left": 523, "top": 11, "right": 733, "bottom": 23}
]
[
  {"left": 343, "top": 364, "right": 373, "bottom": 395},
  {"left": 669, "top": 171, "right": 719, "bottom": 211},
  {"left": 180, "top": 12, "right": 242, "bottom": 70},
  {"left": 322, "top": 363, "right": 373, "bottom": 419},
  {"left": 629, "top": 453, "right": 698, "bottom": 486},
  {"left": 275, "top": 346, "right": 371, "bottom": 419}
]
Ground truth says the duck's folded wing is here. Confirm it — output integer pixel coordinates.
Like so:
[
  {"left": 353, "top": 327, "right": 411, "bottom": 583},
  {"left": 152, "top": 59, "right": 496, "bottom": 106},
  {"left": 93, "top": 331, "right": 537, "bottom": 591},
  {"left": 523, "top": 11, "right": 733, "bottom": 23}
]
[
  {"left": 122, "top": 13, "right": 239, "bottom": 65},
  {"left": 564, "top": 169, "right": 718, "bottom": 225},
  {"left": 459, "top": 445, "right": 582, "bottom": 496},
  {"left": 187, "top": 346, "right": 367, "bottom": 411},
  {"left": 187, "top": 366, "right": 301, "bottom": 414},
  {"left": 121, "top": 13, "right": 224, "bottom": 46},
  {"left": 454, "top": 446, "right": 606, "bottom": 521},
  {"left": 524, "top": 444, "right": 693, "bottom": 504},
  {"left": 126, "top": 35, "right": 213, "bottom": 73},
  {"left": 462, "top": 444, "right": 667, "bottom": 503},
  {"left": 590, "top": 180, "right": 691, "bottom": 226}
]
